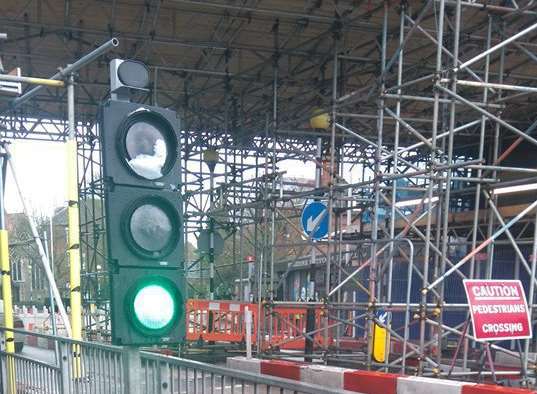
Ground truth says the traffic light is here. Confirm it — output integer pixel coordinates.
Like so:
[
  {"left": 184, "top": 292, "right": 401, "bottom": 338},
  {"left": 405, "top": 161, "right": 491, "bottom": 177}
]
[
  {"left": 100, "top": 60, "right": 185, "bottom": 346},
  {"left": 111, "top": 268, "right": 184, "bottom": 342}
]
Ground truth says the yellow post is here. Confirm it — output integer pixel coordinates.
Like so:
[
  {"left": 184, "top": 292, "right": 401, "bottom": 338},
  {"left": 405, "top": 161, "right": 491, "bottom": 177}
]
[
  {"left": 67, "top": 139, "right": 82, "bottom": 340},
  {"left": 0, "top": 74, "right": 64, "bottom": 87},
  {"left": 67, "top": 75, "right": 82, "bottom": 378},
  {"left": 0, "top": 229, "right": 16, "bottom": 393}
]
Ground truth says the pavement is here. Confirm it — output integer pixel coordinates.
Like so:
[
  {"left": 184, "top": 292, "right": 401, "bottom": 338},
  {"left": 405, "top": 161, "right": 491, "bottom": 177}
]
[{"left": 20, "top": 344, "right": 57, "bottom": 364}]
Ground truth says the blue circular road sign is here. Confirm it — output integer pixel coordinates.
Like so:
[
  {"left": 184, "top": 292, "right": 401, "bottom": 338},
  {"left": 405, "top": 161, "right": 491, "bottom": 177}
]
[{"left": 301, "top": 201, "right": 329, "bottom": 240}]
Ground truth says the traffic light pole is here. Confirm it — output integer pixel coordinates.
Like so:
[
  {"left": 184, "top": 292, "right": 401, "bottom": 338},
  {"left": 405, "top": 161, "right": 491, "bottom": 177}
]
[
  {"left": 11, "top": 38, "right": 118, "bottom": 109},
  {"left": 66, "top": 73, "right": 83, "bottom": 376},
  {"left": 0, "top": 148, "right": 16, "bottom": 394}
]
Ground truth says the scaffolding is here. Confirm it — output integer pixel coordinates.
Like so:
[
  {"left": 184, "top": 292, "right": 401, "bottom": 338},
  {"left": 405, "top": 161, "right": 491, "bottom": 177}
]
[
  {"left": 179, "top": 1, "right": 537, "bottom": 385},
  {"left": 2, "top": 0, "right": 537, "bottom": 387}
]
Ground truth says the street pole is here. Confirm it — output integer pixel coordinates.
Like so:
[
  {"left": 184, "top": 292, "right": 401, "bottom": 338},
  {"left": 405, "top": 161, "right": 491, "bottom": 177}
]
[
  {"left": 203, "top": 149, "right": 218, "bottom": 341},
  {"left": 209, "top": 171, "right": 215, "bottom": 301},
  {"left": 0, "top": 147, "right": 16, "bottom": 393},
  {"left": 43, "top": 228, "right": 59, "bottom": 364},
  {"left": 49, "top": 215, "right": 56, "bottom": 336},
  {"left": 66, "top": 73, "right": 82, "bottom": 377}
]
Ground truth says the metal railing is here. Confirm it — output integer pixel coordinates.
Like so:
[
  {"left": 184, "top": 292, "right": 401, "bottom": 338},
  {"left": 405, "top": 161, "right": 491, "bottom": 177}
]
[
  {"left": 0, "top": 327, "right": 344, "bottom": 394},
  {"left": 10, "top": 351, "right": 60, "bottom": 393}
]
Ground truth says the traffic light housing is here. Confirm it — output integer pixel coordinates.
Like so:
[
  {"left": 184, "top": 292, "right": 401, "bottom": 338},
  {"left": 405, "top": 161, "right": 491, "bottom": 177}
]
[
  {"left": 100, "top": 86, "right": 185, "bottom": 346},
  {"left": 110, "top": 268, "right": 185, "bottom": 345}
]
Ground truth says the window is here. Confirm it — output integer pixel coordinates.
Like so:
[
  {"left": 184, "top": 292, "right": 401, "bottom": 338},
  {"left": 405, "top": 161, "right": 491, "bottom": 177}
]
[
  {"left": 11, "top": 259, "right": 23, "bottom": 283},
  {"left": 31, "top": 262, "right": 45, "bottom": 290}
]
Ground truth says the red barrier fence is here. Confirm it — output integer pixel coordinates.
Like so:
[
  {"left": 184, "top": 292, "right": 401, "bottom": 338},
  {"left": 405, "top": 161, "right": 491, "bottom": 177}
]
[
  {"left": 185, "top": 299, "right": 334, "bottom": 349},
  {"left": 266, "top": 305, "right": 332, "bottom": 349},
  {"left": 186, "top": 299, "right": 256, "bottom": 343}
]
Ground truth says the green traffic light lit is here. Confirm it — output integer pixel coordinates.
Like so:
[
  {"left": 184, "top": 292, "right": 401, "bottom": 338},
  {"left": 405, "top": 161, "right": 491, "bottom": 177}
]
[
  {"left": 133, "top": 284, "right": 175, "bottom": 330},
  {"left": 127, "top": 276, "right": 182, "bottom": 336}
]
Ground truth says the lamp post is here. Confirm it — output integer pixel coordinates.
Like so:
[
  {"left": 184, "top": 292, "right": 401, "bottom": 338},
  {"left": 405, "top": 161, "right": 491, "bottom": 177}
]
[
  {"left": 203, "top": 149, "right": 219, "bottom": 301},
  {"left": 0, "top": 145, "right": 16, "bottom": 393},
  {"left": 203, "top": 149, "right": 218, "bottom": 342}
]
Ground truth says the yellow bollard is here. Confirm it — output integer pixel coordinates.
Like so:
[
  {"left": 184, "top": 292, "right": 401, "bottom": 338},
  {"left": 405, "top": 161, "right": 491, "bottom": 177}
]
[
  {"left": 372, "top": 312, "right": 390, "bottom": 364},
  {"left": 1, "top": 229, "right": 16, "bottom": 393}
]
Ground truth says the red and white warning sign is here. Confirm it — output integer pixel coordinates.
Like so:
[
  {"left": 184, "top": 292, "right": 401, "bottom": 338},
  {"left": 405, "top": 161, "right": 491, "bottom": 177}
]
[{"left": 464, "top": 279, "right": 532, "bottom": 341}]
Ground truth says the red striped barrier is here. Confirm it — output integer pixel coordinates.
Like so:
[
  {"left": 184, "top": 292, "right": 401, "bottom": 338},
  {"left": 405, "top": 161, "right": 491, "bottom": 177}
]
[
  {"left": 260, "top": 359, "right": 303, "bottom": 381},
  {"left": 462, "top": 385, "right": 537, "bottom": 394},
  {"left": 227, "top": 357, "right": 261, "bottom": 374},
  {"left": 302, "top": 364, "right": 352, "bottom": 389},
  {"left": 227, "top": 357, "right": 537, "bottom": 394},
  {"left": 344, "top": 370, "right": 399, "bottom": 394},
  {"left": 398, "top": 376, "right": 470, "bottom": 394}
]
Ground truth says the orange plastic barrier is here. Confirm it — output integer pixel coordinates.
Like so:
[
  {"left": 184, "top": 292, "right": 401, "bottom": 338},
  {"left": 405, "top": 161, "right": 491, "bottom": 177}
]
[
  {"left": 263, "top": 306, "right": 308, "bottom": 349},
  {"left": 262, "top": 306, "right": 332, "bottom": 350},
  {"left": 186, "top": 299, "right": 333, "bottom": 349},
  {"left": 186, "top": 299, "right": 257, "bottom": 343}
]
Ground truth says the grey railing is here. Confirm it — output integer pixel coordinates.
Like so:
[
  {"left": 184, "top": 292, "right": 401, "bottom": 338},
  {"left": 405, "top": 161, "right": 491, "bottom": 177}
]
[{"left": 0, "top": 327, "right": 345, "bottom": 394}]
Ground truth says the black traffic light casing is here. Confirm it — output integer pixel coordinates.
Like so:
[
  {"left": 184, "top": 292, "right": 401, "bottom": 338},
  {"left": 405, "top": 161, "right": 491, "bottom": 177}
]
[
  {"left": 110, "top": 267, "right": 186, "bottom": 346},
  {"left": 101, "top": 99, "right": 180, "bottom": 189},
  {"left": 105, "top": 184, "right": 183, "bottom": 268},
  {"left": 100, "top": 96, "right": 185, "bottom": 346}
]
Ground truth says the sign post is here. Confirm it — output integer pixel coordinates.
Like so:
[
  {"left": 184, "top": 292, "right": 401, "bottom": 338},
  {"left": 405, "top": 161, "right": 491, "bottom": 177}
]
[
  {"left": 245, "top": 307, "right": 252, "bottom": 359},
  {"left": 463, "top": 279, "right": 532, "bottom": 341}
]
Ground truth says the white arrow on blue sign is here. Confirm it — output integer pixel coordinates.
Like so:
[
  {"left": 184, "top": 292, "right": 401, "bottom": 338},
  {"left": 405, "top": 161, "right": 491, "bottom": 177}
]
[
  {"left": 376, "top": 310, "right": 390, "bottom": 325},
  {"left": 301, "top": 201, "right": 329, "bottom": 240}
]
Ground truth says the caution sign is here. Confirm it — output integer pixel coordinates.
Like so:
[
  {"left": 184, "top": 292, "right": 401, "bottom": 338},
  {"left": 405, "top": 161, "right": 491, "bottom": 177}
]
[{"left": 464, "top": 279, "right": 532, "bottom": 341}]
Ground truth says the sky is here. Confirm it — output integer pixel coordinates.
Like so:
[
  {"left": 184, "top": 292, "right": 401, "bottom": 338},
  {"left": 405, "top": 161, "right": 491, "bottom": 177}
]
[{"left": 5, "top": 140, "right": 67, "bottom": 216}]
